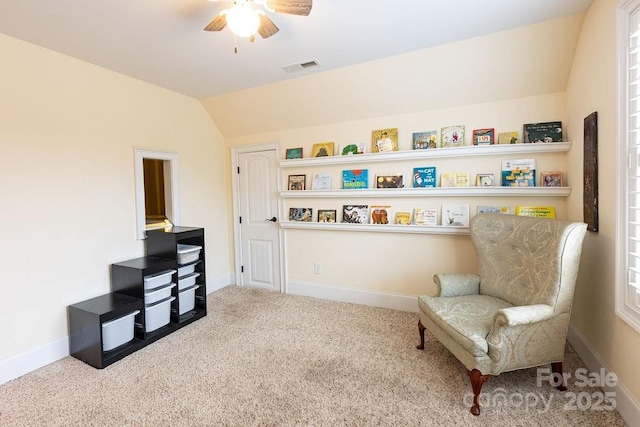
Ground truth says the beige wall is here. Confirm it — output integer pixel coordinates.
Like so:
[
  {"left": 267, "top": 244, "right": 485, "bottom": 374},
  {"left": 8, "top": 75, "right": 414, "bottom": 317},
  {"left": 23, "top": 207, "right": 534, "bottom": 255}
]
[
  {"left": 0, "top": 33, "right": 229, "bottom": 360},
  {"left": 566, "top": 0, "right": 640, "bottom": 404}
]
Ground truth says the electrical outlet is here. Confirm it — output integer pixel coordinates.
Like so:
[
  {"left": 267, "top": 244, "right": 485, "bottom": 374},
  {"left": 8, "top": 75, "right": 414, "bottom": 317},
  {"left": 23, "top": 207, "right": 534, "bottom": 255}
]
[{"left": 314, "top": 262, "right": 322, "bottom": 275}]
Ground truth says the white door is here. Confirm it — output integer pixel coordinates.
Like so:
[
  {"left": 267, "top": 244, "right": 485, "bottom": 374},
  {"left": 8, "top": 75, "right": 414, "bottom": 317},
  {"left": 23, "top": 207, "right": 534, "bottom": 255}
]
[{"left": 236, "top": 149, "right": 281, "bottom": 291}]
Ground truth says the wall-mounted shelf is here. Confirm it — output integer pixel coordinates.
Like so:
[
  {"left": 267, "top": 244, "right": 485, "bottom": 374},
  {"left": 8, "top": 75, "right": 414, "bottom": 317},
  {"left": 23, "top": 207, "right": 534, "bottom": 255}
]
[
  {"left": 279, "top": 142, "right": 572, "bottom": 168},
  {"left": 280, "top": 221, "right": 470, "bottom": 235},
  {"left": 281, "top": 186, "right": 572, "bottom": 198}
]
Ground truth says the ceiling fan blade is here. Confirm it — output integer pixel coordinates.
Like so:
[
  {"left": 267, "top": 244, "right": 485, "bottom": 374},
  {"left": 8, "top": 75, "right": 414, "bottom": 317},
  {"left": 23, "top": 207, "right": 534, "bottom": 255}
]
[
  {"left": 258, "top": 14, "right": 279, "bottom": 39},
  {"left": 203, "top": 14, "right": 227, "bottom": 32},
  {"left": 266, "top": 0, "right": 312, "bottom": 16}
]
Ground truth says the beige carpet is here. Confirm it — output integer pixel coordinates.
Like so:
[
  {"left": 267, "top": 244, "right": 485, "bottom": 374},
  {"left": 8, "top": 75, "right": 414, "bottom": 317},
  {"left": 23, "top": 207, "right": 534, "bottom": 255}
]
[{"left": 0, "top": 286, "right": 627, "bottom": 426}]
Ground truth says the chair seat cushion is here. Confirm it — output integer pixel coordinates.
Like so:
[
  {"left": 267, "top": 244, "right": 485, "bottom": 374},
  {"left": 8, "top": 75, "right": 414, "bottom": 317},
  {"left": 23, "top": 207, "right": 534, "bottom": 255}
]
[{"left": 419, "top": 294, "right": 513, "bottom": 356}]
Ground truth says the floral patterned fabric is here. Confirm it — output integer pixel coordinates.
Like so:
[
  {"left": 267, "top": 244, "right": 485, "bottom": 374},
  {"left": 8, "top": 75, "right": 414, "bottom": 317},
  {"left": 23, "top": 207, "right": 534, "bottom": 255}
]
[{"left": 418, "top": 214, "right": 587, "bottom": 375}]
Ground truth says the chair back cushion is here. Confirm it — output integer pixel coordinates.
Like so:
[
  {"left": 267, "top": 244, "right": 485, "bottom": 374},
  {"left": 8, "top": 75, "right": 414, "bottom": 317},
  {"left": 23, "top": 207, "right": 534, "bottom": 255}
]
[{"left": 471, "top": 214, "right": 587, "bottom": 312}]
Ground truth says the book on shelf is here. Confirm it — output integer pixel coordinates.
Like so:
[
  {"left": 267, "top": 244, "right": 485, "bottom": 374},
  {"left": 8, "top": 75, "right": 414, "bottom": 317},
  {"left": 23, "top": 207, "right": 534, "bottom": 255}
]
[
  {"left": 414, "top": 208, "right": 438, "bottom": 226},
  {"left": 475, "top": 173, "right": 494, "bottom": 187},
  {"left": 370, "top": 205, "right": 392, "bottom": 224},
  {"left": 394, "top": 211, "right": 411, "bottom": 225},
  {"left": 477, "top": 206, "right": 511, "bottom": 214},
  {"left": 441, "top": 125, "right": 465, "bottom": 148},
  {"left": 371, "top": 128, "right": 399, "bottom": 153},
  {"left": 515, "top": 206, "right": 556, "bottom": 219},
  {"left": 442, "top": 204, "right": 470, "bottom": 227},
  {"left": 342, "top": 205, "right": 370, "bottom": 224},
  {"left": 441, "top": 171, "right": 470, "bottom": 187},
  {"left": 288, "top": 174, "right": 306, "bottom": 190},
  {"left": 540, "top": 171, "right": 563, "bottom": 187},
  {"left": 412, "top": 131, "right": 438, "bottom": 149},
  {"left": 413, "top": 167, "right": 437, "bottom": 188},
  {"left": 317, "top": 209, "right": 337, "bottom": 223},
  {"left": 501, "top": 159, "right": 536, "bottom": 187},
  {"left": 311, "top": 141, "right": 335, "bottom": 157},
  {"left": 285, "top": 147, "right": 303, "bottom": 159},
  {"left": 289, "top": 208, "right": 313, "bottom": 222},
  {"left": 523, "top": 122, "right": 563, "bottom": 143},
  {"left": 498, "top": 131, "right": 518, "bottom": 144},
  {"left": 375, "top": 173, "right": 404, "bottom": 189},
  {"left": 472, "top": 128, "right": 495, "bottom": 145},
  {"left": 311, "top": 172, "right": 332, "bottom": 190},
  {"left": 342, "top": 169, "right": 369, "bottom": 189},
  {"left": 339, "top": 142, "right": 366, "bottom": 155}
]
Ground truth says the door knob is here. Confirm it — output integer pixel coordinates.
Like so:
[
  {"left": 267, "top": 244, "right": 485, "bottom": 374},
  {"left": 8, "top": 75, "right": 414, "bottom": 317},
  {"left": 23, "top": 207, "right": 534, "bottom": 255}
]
[{"left": 265, "top": 217, "right": 277, "bottom": 222}]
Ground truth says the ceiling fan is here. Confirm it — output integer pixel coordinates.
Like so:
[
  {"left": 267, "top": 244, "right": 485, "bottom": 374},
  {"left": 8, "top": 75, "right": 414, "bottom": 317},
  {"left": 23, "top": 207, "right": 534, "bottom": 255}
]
[{"left": 204, "top": 0, "right": 312, "bottom": 45}]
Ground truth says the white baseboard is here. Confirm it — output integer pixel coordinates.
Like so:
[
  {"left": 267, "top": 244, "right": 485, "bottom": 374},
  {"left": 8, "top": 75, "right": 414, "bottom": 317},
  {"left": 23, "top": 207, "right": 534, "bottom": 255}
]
[
  {"left": 286, "top": 280, "right": 419, "bottom": 312},
  {"left": 206, "top": 273, "right": 234, "bottom": 294},
  {"left": 568, "top": 324, "right": 640, "bottom": 427},
  {"left": 0, "top": 336, "right": 69, "bottom": 385}
]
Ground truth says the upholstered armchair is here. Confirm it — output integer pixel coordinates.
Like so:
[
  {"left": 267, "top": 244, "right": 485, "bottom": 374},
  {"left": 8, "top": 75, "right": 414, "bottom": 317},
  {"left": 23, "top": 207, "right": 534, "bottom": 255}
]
[{"left": 417, "top": 213, "right": 587, "bottom": 415}]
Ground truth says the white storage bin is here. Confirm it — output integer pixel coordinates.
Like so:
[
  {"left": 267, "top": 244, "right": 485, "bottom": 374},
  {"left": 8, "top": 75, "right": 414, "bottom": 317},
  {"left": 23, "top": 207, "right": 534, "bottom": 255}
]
[
  {"left": 145, "top": 283, "right": 176, "bottom": 305},
  {"left": 144, "top": 296, "right": 175, "bottom": 333},
  {"left": 178, "top": 272, "right": 200, "bottom": 291},
  {"left": 177, "top": 244, "right": 202, "bottom": 265},
  {"left": 178, "top": 263, "right": 196, "bottom": 278},
  {"left": 102, "top": 310, "right": 140, "bottom": 351},
  {"left": 143, "top": 270, "right": 176, "bottom": 290},
  {"left": 178, "top": 285, "right": 199, "bottom": 315}
]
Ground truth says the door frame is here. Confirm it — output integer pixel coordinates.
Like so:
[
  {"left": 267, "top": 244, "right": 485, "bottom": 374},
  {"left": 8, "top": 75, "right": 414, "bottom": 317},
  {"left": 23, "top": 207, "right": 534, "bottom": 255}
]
[{"left": 231, "top": 141, "right": 285, "bottom": 291}]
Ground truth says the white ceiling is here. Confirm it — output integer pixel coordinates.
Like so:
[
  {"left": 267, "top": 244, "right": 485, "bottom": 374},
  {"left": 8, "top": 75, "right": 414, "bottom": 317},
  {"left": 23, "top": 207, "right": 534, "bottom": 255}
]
[{"left": 0, "top": 0, "right": 595, "bottom": 100}]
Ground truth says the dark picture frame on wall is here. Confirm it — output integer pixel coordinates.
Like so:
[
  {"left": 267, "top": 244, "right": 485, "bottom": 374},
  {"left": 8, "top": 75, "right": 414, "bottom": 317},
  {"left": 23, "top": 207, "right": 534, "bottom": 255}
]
[{"left": 584, "top": 111, "right": 598, "bottom": 232}]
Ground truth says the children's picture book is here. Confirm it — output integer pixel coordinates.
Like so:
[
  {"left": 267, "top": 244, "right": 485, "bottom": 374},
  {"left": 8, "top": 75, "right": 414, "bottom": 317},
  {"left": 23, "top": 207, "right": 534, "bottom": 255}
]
[
  {"left": 394, "top": 211, "right": 411, "bottom": 225},
  {"left": 311, "top": 141, "right": 335, "bottom": 157},
  {"left": 288, "top": 174, "right": 306, "bottom": 190},
  {"left": 440, "top": 172, "right": 470, "bottom": 187},
  {"left": 515, "top": 206, "right": 556, "bottom": 218},
  {"left": 523, "top": 122, "right": 563, "bottom": 143},
  {"left": 289, "top": 208, "right": 312, "bottom": 222},
  {"left": 339, "top": 142, "right": 366, "bottom": 155},
  {"left": 472, "top": 128, "right": 495, "bottom": 145},
  {"left": 412, "top": 131, "right": 438, "bottom": 149},
  {"left": 285, "top": 147, "right": 303, "bottom": 159},
  {"left": 475, "top": 173, "right": 494, "bottom": 187},
  {"left": 371, "top": 128, "right": 399, "bottom": 153},
  {"left": 375, "top": 173, "right": 404, "bottom": 188},
  {"left": 311, "top": 172, "right": 332, "bottom": 190},
  {"left": 414, "top": 208, "right": 438, "bottom": 226},
  {"left": 342, "top": 169, "right": 368, "bottom": 189},
  {"left": 442, "top": 204, "right": 470, "bottom": 227},
  {"left": 370, "top": 205, "right": 392, "bottom": 224},
  {"left": 413, "top": 167, "right": 437, "bottom": 188},
  {"left": 317, "top": 209, "right": 337, "bottom": 223},
  {"left": 498, "top": 131, "right": 518, "bottom": 144},
  {"left": 502, "top": 159, "right": 536, "bottom": 187},
  {"left": 342, "top": 205, "right": 369, "bottom": 224},
  {"left": 440, "top": 125, "right": 465, "bottom": 148},
  {"left": 477, "top": 206, "right": 511, "bottom": 214},
  {"left": 540, "top": 171, "right": 563, "bottom": 187}
]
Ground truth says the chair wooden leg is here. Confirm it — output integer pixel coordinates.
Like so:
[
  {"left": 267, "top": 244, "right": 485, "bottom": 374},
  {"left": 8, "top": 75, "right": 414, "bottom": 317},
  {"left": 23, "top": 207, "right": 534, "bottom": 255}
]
[
  {"left": 551, "top": 362, "right": 567, "bottom": 391},
  {"left": 416, "top": 319, "right": 426, "bottom": 350},
  {"left": 469, "top": 369, "right": 491, "bottom": 416}
]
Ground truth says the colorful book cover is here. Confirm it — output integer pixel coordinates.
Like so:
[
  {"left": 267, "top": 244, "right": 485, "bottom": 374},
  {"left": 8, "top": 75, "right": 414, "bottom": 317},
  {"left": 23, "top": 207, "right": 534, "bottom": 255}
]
[
  {"left": 413, "top": 167, "right": 437, "bottom": 188},
  {"left": 317, "top": 209, "right": 337, "bottom": 223},
  {"left": 342, "top": 169, "right": 369, "bottom": 189},
  {"left": 375, "top": 174, "right": 404, "bottom": 188},
  {"left": 498, "top": 131, "right": 518, "bottom": 144},
  {"left": 501, "top": 159, "right": 536, "bottom": 187},
  {"left": 394, "top": 212, "right": 411, "bottom": 225},
  {"left": 311, "top": 172, "right": 332, "bottom": 190},
  {"left": 371, "top": 128, "right": 399, "bottom": 153},
  {"left": 523, "top": 122, "right": 563, "bottom": 143},
  {"left": 414, "top": 208, "right": 438, "bottom": 226},
  {"left": 370, "top": 205, "right": 392, "bottom": 224},
  {"left": 441, "top": 172, "right": 470, "bottom": 187},
  {"left": 339, "top": 142, "right": 366, "bottom": 155},
  {"left": 472, "top": 128, "right": 495, "bottom": 145},
  {"left": 442, "top": 204, "right": 470, "bottom": 227},
  {"left": 413, "top": 131, "right": 438, "bottom": 149},
  {"left": 440, "top": 125, "right": 465, "bottom": 148},
  {"left": 477, "top": 206, "right": 511, "bottom": 214},
  {"left": 289, "top": 208, "right": 313, "bottom": 222},
  {"left": 342, "top": 205, "right": 369, "bottom": 224},
  {"left": 515, "top": 206, "right": 556, "bottom": 218}
]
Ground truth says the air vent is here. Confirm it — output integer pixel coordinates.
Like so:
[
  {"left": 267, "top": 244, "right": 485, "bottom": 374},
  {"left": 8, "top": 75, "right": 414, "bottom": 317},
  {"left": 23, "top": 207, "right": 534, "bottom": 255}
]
[{"left": 281, "top": 60, "right": 321, "bottom": 73}]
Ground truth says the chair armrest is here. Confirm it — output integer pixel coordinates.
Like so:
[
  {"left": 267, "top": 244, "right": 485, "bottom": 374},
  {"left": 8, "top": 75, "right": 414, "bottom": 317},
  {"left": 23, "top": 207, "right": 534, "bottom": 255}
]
[
  {"left": 433, "top": 273, "right": 481, "bottom": 297},
  {"left": 493, "top": 304, "right": 555, "bottom": 328}
]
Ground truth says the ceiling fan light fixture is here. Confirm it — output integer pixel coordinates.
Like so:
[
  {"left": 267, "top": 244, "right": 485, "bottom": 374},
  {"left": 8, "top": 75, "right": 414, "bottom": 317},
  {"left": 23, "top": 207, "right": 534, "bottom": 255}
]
[{"left": 226, "top": 4, "right": 261, "bottom": 38}]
